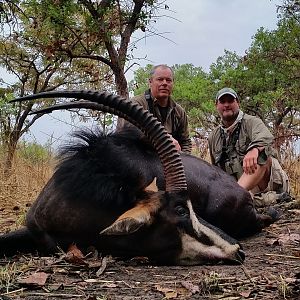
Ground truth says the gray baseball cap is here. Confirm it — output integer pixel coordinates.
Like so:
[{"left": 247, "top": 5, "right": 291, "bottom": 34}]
[{"left": 216, "top": 87, "right": 238, "bottom": 101}]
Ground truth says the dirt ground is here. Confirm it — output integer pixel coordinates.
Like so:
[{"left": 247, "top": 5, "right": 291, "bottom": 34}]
[{"left": 0, "top": 197, "right": 299, "bottom": 300}]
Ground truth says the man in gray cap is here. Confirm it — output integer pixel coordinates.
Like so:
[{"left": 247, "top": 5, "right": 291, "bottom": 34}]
[{"left": 208, "top": 87, "right": 290, "bottom": 206}]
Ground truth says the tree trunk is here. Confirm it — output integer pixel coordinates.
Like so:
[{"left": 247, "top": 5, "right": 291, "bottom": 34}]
[
  {"left": 3, "top": 132, "right": 19, "bottom": 178},
  {"left": 116, "top": 73, "right": 129, "bottom": 98},
  {"left": 114, "top": 66, "right": 129, "bottom": 129}
]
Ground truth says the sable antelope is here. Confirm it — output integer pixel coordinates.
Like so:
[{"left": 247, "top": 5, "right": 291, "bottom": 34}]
[{"left": 0, "top": 90, "right": 274, "bottom": 264}]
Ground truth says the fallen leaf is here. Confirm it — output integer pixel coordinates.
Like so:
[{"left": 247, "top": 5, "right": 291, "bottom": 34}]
[
  {"left": 87, "top": 260, "right": 103, "bottom": 268},
  {"left": 65, "top": 244, "right": 87, "bottom": 265},
  {"left": 268, "top": 233, "right": 300, "bottom": 246},
  {"left": 18, "top": 272, "right": 49, "bottom": 286},
  {"left": 84, "top": 279, "right": 98, "bottom": 283},
  {"left": 52, "top": 267, "right": 69, "bottom": 274},
  {"left": 129, "top": 256, "right": 149, "bottom": 264},
  {"left": 96, "top": 256, "right": 108, "bottom": 277},
  {"left": 293, "top": 250, "right": 300, "bottom": 257},
  {"left": 101, "top": 282, "right": 118, "bottom": 288},
  {"left": 239, "top": 290, "right": 252, "bottom": 298},
  {"left": 155, "top": 285, "right": 178, "bottom": 299},
  {"left": 180, "top": 281, "right": 200, "bottom": 294},
  {"left": 48, "top": 283, "right": 64, "bottom": 291},
  {"left": 285, "top": 277, "right": 297, "bottom": 284}
]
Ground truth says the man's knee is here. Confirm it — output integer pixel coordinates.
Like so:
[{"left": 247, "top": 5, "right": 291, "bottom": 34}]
[{"left": 257, "top": 157, "right": 272, "bottom": 190}]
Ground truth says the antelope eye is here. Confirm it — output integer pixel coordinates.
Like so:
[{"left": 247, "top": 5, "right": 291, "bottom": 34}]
[{"left": 175, "top": 206, "right": 189, "bottom": 217}]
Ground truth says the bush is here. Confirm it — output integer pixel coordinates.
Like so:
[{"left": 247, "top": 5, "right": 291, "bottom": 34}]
[{"left": 17, "top": 141, "right": 53, "bottom": 164}]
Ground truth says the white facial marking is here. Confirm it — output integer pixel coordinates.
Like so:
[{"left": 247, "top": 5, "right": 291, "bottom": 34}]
[
  {"left": 179, "top": 233, "right": 225, "bottom": 264},
  {"left": 179, "top": 200, "right": 241, "bottom": 263}
]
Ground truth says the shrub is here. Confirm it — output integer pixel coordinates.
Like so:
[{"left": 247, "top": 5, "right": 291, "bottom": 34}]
[{"left": 17, "top": 141, "right": 53, "bottom": 164}]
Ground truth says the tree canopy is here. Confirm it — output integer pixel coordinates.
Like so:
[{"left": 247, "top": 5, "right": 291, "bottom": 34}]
[
  {"left": 0, "top": 0, "right": 168, "bottom": 172},
  {"left": 131, "top": 9, "right": 300, "bottom": 152},
  {"left": 0, "top": 0, "right": 299, "bottom": 166}
]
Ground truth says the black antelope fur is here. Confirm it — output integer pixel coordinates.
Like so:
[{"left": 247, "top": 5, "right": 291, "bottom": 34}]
[{"left": 0, "top": 91, "right": 277, "bottom": 265}]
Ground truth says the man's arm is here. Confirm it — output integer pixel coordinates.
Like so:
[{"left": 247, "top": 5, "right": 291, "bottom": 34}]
[
  {"left": 207, "top": 134, "right": 216, "bottom": 165},
  {"left": 177, "top": 111, "right": 192, "bottom": 154},
  {"left": 245, "top": 117, "right": 274, "bottom": 152},
  {"left": 242, "top": 117, "right": 274, "bottom": 174}
]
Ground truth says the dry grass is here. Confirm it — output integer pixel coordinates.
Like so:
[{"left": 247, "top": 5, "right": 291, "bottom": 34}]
[
  {"left": 0, "top": 151, "right": 299, "bottom": 234},
  {"left": 0, "top": 154, "right": 53, "bottom": 202},
  {"left": 0, "top": 150, "right": 299, "bottom": 299},
  {"left": 0, "top": 262, "right": 19, "bottom": 293},
  {"left": 1, "top": 151, "right": 299, "bottom": 209},
  {"left": 283, "top": 158, "right": 300, "bottom": 196},
  {"left": 0, "top": 153, "right": 54, "bottom": 232}
]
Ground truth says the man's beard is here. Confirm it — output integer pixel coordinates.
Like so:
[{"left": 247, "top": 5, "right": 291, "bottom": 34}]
[{"left": 222, "top": 111, "right": 239, "bottom": 123}]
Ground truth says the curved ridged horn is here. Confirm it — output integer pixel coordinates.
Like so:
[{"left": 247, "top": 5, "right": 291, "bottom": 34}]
[
  {"left": 11, "top": 90, "right": 187, "bottom": 192},
  {"left": 29, "top": 101, "right": 154, "bottom": 133}
]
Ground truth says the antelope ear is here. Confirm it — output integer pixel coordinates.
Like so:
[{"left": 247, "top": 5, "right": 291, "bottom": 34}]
[
  {"left": 100, "top": 217, "right": 145, "bottom": 235},
  {"left": 100, "top": 195, "right": 161, "bottom": 236},
  {"left": 144, "top": 177, "right": 158, "bottom": 192}
]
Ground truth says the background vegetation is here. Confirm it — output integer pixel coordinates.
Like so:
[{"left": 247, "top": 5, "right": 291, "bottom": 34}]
[
  {"left": 0, "top": 3, "right": 299, "bottom": 299},
  {"left": 0, "top": 0, "right": 299, "bottom": 182}
]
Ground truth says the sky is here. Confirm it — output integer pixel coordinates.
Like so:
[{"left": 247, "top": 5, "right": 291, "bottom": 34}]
[
  {"left": 127, "top": 0, "right": 281, "bottom": 73},
  {"left": 1, "top": 0, "right": 282, "bottom": 148}
]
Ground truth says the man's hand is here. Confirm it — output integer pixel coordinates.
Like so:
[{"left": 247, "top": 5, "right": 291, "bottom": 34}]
[
  {"left": 243, "top": 148, "right": 260, "bottom": 174},
  {"left": 169, "top": 135, "right": 181, "bottom": 151}
]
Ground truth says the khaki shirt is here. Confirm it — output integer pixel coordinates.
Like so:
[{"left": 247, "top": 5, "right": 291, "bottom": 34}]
[
  {"left": 208, "top": 113, "right": 274, "bottom": 168},
  {"left": 120, "top": 91, "right": 192, "bottom": 154}
]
